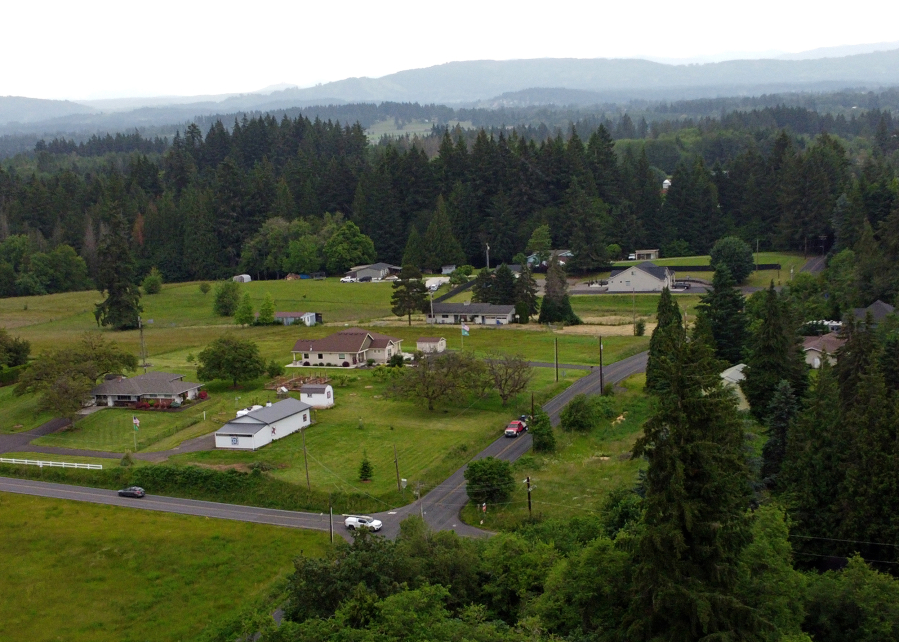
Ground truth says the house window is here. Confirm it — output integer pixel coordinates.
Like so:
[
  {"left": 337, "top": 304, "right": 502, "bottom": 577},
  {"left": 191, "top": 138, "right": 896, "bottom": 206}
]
[
  {"left": 318, "top": 354, "right": 323, "bottom": 359},
  {"left": 339, "top": 354, "right": 345, "bottom": 359},
  {"left": 231, "top": 437, "right": 238, "bottom": 445},
  {"left": 304, "top": 353, "right": 309, "bottom": 359},
  {"left": 303, "top": 413, "right": 308, "bottom": 421},
  {"left": 625, "top": 280, "right": 630, "bottom": 287}
]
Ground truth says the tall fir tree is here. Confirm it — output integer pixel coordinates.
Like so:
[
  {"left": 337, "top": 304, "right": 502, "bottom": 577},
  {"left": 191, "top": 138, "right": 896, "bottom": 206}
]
[
  {"left": 492, "top": 263, "right": 516, "bottom": 305},
  {"left": 645, "top": 287, "right": 683, "bottom": 393},
  {"left": 423, "top": 196, "right": 466, "bottom": 272},
  {"left": 538, "top": 256, "right": 580, "bottom": 324},
  {"left": 740, "top": 284, "right": 808, "bottom": 420},
  {"left": 514, "top": 264, "right": 540, "bottom": 321},
  {"left": 401, "top": 227, "right": 425, "bottom": 270},
  {"left": 94, "top": 204, "right": 142, "bottom": 330},
  {"left": 625, "top": 316, "right": 760, "bottom": 640},
  {"left": 695, "top": 265, "right": 747, "bottom": 365},
  {"left": 390, "top": 265, "right": 428, "bottom": 326},
  {"left": 760, "top": 379, "right": 799, "bottom": 489}
]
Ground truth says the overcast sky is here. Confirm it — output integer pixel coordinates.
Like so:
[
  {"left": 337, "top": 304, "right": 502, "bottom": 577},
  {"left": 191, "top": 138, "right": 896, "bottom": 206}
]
[{"left": 5, "top": 0, "right": 899, "bottom": 101}]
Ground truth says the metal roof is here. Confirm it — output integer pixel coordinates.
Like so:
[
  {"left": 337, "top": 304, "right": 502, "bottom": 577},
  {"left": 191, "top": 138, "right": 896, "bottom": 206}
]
[
  {"left": 431, "top": 302, "right": 516, "bottom": 315},
  {"left": 609, "top": 261, "right": 671, "bottom": 282},
  {"left": 300, "top": 384, "right": 330, "bottom": 394},
  {"left": 91, "top": 372, "right": 202, "bottom": 397},
  {"left": 246, "top": 398, "right": 311, "bottom": 424}
]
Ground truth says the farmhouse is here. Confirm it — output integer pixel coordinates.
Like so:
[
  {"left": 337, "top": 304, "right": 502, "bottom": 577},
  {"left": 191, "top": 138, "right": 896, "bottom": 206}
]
[
  {"left": 290, "top": 328, "right": 403, "bottom": 367},
  {"left": 274, "top": 311, "right": 321, "bottom": 326},
  {"left": 346, "top": 262, "right": 401, "bottom": 281},
  {"left": 607, "top": 262, "right": 675, "bottom": 293},
  {"left": 91, "top": 372, "right": 203, "bottom": 407},
  {"left": 300, "top": 384, "right": 334, "bottom": 408},
  {"left": 426, "top": 302, "right": 515, "bottom": 325},
  {"left": 803, "top": 332, "right": 845, "bottom": 369},
  {"left": 853, "top": 300, "right": 895, "bottom": 325},
  {"left": 215, "top": 398, "right": 312, "bottom": 450},
  {"left": 417, "top": 337, "right": 446, "bottom": 353}
]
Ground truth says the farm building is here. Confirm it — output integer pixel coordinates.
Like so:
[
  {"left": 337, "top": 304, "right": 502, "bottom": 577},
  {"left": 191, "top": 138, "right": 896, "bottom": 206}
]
[
  {"left": 417, "top": 337, "right": 446, "bottom": 353},
  {"left": 91, "top": 372, "right": 203, "bottom": 407},
  {"left": 290, "top": 328, "right": 404, "bottom": 367},
  {"left": 426, "top": 302, "right": 515, "bottom": 325},
  {"left": 274, "top": 311, "right": 321, "bottom": 326},
  {"left": 214, "top": 398, "right": 312, "bottom": 450},
  {"left": 232, "top": 274, "right": 252, "bottom": 283},
  {"left": 300, "top": 384, "right": 334, "bottom": 408},
  {"left": 803, "top": 332, "right": 845, "bottom": 369},
  {"left": 633, "top": 249, "right": 660, "bottom": 261},
  {"left": 607, "top": 262, "right": 674, "bottom": 293},
  {"left": 345, "top": 263, "right": 401, "bottom": 281}
]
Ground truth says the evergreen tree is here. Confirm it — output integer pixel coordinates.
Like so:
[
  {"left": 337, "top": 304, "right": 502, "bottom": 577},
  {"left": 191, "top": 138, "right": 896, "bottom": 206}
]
[
  {"left": 94, "top": 206, "right": 142, "bottom": 331},
  {"left": 423, "top": 196, "right": 466, "bottom": 272},
  {"left": 761, "top": 380, "right": 799, "bottom": 489},
  {"left": 257, "top": 292, "right": 276, "bottom": 325},
  {"left": 625, "top": 317, "right": 759, "bottom": 640},
  {"left": 834, "top": 313, "right": 879, "bottom": 410},
  {"left": 567, "top": 179, "right": 612, "bottom": 272},
  {"left": 514, "top": 264, "right": 540, "bottom": 321},
  {"left": 234, "top": 292, "right": 255, "bottom": 326},
  {"left": 391, "top": 265, "right": 428, "bottom": 326},
  {"left": 695, "top": 265, "right": 747, "bottom": 365},
  {"left": 491, "top": 263, "right": 516, "bottom": 305},
  {"left": 645, "top": 287, "right": 683, "bottom": 393},
  {"left": 710, "top": 236, "right": 755, "bottom": 284},
  {"left": 538, "top": 256, "right": 581, "bottom": 324},
  {"left": 471, "top": 268, "right": 495, "bottom": 304},
  {"left": 401, "top": 227, "right": 425, "bottom": 270},
  {"left": 741, "top": 284, "right": 808, "bottom": 420}
]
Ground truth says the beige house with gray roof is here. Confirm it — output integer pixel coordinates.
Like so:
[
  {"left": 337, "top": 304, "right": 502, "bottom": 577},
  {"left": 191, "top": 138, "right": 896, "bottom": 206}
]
[{"left": 91, "top": 372, "right": 203, "bottom": 407}]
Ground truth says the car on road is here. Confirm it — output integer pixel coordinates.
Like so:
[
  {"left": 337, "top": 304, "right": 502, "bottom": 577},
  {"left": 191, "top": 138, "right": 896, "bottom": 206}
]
[
  {"left": 674, "top": 281, "right": 691, "bottom": 289},
  {"left": 357, "top": 276, "right": 372, "bottom": 282},
  {"left": 340, "top": 276, "right": 356, "bottom": 283},
  {"left": 117, "top": 486, "right": 145, "bottom": 498},
  {"left": 345, "top": 515, "right": 382, "bottom": 531},
  {"left": 504, "top": 420, "right": 528, "bottom": 437},
  {"left": 627, "top": 253, "right": 636, "bottom": 260}
]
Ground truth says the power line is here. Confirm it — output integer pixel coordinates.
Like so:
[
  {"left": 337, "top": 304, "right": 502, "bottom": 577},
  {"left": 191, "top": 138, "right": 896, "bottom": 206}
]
[{"left": 790, "top": 534, "right": 899, "bottom": 549}]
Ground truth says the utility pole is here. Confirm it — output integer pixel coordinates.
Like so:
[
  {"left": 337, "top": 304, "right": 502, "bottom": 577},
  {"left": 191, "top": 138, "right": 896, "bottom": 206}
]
[
  {"left": 485, "top": 243, "right": 490, "bottom": 270},
  {"left": 554, "top": 337, "right": 559, "bottom": 382},
  {"left": 393, "top": 444, "right": 401, "bottom": 493},
  {"left": 525, "top": 476, "right": 532, "bottom": 518},
  {"left": 138, "top": 316, "right": 147, "bottom": 374},
  {"left": 632, "top": 287, "right": 636, "bottom": 334},
  {"left": 417, "top": 482, "right": 424, "bottom": 520},
  {"left": 530, "top": 392, "right": 534, "bottom": 419},
  {"left": 328, "top": 495, "right": 333, "bottom": 543},
  {"left": 302, "top": 428, "right": 311, "bottom": 491},
  {"left": 599, "top": 335, "right": 604, "bottom": 394},
  {"left": 755, "top": 238, "right": 760, "bottom": 272},
  {"left": 428, "top": 288, "right": 434, "bottom": 323}
]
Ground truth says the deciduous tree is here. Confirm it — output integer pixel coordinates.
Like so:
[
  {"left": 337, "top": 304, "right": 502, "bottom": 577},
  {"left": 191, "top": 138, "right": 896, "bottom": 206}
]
[{"left": 196, "top": 335, "right": 266, "bottom": 388}]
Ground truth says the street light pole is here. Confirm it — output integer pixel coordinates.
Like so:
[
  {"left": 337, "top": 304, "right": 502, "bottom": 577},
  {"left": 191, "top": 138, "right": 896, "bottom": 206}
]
[
  {"left": 599, "top": 335, "right": 604, "bottom": 394},
  {"left": 485, "top": 243, "right": 490, "bottom": 270}
]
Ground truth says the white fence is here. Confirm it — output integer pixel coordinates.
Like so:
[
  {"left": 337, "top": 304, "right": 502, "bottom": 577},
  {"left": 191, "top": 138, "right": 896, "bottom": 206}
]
[{"left": 0, "top": 457, "right": 103, "bottom": 470}]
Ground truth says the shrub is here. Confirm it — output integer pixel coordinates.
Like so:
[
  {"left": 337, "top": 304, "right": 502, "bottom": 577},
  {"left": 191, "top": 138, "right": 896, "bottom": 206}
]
[
  {"left": 267, "top": 359, "right": 285, "bottom": 378},
  {"left": 342, "top": 362, "right": 350, "bottom": 367},
  {"left": 141, "top": 267, "right": 163, "bottom": 294},
  {"left": 560, "top": 394, "right": 602, "bottom": 432},
  {"left": 303, "top": 361, "right": 310, "bottom": 366},
  {"left": 388, "top": 353, "right": 405, "bottom": 368},
  {"left": 198, "top": 390, "right": 208, "bottom": 400},
  {"left": 710, "top": 236, "right": 755, "bottom": 284},
  {"left": 213, "top": 281, "right": 241, "bottom": 316},
  {"left": 358, "top": 451, "right": 373, "bottom": 481},
  {"left": 464, "top": 457, "right": 515, "bottom": 504},
  {"left": 199, "top": 282, "right": 211, "bottom": 295},
  {"left": 635, "top": 319, "right": 646, "bottom": 336},
  {"left": 120, "top": 451, "right": 134, "bottom": 467},
  {"left": 530, "top": 409, "right": 556, "bottom": 453}
]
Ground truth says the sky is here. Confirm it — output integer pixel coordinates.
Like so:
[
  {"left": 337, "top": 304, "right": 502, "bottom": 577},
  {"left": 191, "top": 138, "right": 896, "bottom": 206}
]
[{"left": 5, "top": 0, "right": 899, "bottom": 101}]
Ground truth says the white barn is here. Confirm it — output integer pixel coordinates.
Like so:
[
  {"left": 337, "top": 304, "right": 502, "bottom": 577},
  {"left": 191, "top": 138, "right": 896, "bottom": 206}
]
[
  {"left": 214, "top": 398, "right": 312, "bottom": 450},
  {"left": 417, "top": 337, "right": 446, "bottom": 353},
  {"left": 300, "top": 384, "right": 334, "bottom": 408}
]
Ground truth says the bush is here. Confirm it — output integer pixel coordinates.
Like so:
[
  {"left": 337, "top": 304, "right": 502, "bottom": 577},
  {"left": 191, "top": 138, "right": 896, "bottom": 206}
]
[
  {"left": 635, "top": 319, "right": 646, "bottom": 336},
  {"left": 358, "top": 451, "right": 373, "bottom": 481},
  {"left": 199, "top": 282, "right": 211, "bottom": 295},
  {"left": 710, "top": 236, "right": 755, "bottom": 284},
  {"left": 266, "top": 359, "right": 285, "bottom": 378},
  {"left": 388, "top": 353, "right": 405, "bottom": 368},
  {"left": 530, "top": 409, "right": 556, "bottom": 453},
  {"left": 560, "top": 393, "right": 607, "bottom": 432},
  {"left": 141, "top": 267, "right": 163, "bottom": 294},
  {"left": 342, "top": 362, "right": 350, "bottom": 367},
  {"left": 213, "top": 281, "right": 241, "bottom": 316},
  {"left": 198, "top": 390, "right": 208, "bottom": 400},
  {"left": 464, "top": 457, "right": 515, "bottom": 504},
  {"left": 120, "top": 451, "right": 134, "bottom": 467}
]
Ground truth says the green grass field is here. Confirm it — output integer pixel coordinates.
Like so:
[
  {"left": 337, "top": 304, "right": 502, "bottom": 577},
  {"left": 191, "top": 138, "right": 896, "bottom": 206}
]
[
  {"left": 570, "top": 293, "right": 701, "bottom": 321},
  {"left": 0, "top": 385, "right": 56, "bottom": 433},
  {"left": 0, "top": 491, "right": 328, "bottom": 642},
  {"left": 610, "top": 251, "right": 808, "bottom": 288},
  {"left": 462, "top": 374, "right": 652, "bottom": 530}
]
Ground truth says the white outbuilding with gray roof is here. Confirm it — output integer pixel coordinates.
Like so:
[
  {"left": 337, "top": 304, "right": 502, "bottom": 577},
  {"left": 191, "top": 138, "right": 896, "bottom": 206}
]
[
  {"left": 299, "top": 384, "right": 334, "bottom": 408},
  {"left": 214, "top": 397, "right": 312, "bottom": 450}
]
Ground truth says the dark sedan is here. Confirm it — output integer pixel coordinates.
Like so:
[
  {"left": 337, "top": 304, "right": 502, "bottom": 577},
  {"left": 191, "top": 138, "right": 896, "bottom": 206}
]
[{"left": 117, "top": 486, "right": 145, "bottom": 498}]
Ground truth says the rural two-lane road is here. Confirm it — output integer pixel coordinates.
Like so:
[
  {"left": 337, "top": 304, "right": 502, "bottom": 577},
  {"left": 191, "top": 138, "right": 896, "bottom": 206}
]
[{"left": 1, "top": 351, "right": 648, "bottom": 540}]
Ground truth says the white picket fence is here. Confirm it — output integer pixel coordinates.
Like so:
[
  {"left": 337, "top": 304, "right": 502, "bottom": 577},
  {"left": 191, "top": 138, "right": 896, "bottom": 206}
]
[{"left": 0, "top": 457, "right": 102, "bottom": 470}]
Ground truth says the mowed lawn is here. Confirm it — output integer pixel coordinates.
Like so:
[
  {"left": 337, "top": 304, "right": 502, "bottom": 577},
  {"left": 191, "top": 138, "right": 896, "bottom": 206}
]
[
  {"left": 462, "top": 374, "right": 653, "bottom": 530},
  {"left": 610, "top": 251, "right": 807, "bottom": 288},
  {"left": 0, "top": 385, "right": 56, "bottom": 433},
  {"left": 172, "top": 367, "right": 587, "bottom": 500},
  {"left": 0, "top": 492, "right": 328, "bottom": 642}
]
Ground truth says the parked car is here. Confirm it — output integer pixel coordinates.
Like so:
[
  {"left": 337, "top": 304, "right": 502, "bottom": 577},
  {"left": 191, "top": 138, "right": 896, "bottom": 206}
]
[
  {"left": 627, "top": 253, "right": 637, "bottom": 260},
  {"left": 345, "top": 515, "right": 382, "bottom": 531},
  {"left": 117, "top": 486, "right": 145, "bottom": 498},
  {"left": 504, "top": 420, "right": 528, "bottom": 437},
  {"left": 674, "top": 281, "right": 691, "bottom": 289},
  {"left": 358, "top": 276, "right": 373, "bottom": 282},
  {"left": 340, "top": 276, "right": 356, "bottom": 283}
]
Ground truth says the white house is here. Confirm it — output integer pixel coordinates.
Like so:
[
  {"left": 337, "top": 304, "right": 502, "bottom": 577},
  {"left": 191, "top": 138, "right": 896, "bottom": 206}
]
[
  {"left": 275, "top": 311, "right": 319, "bottom": 326},
  {"left": 426, "top": 302, "right": 515, "bottom": 325},
  {"left": 215, "top": 398, "right": 312, "bottom": 450},
  {"left": 345, "top": 263, "right": 401, "bottom": 281},
  {"left": 91, "top": 372, "right": 203, "bottom": 407},
  {"left": 803, "top": 332, "right": 845, "bottom": 369},
  {"left": 290, "top": 328, "right": 404, "bottom": 367},
  {"left": 607, "top": 262, "right": 674, "bottom": 293},
  {"left": 300, "top": 384, "right": 334, "bottom": 408},
  {"left": 417, "top": 337, "right": 446, "bottom": 353},
  {"left": 720, "top": 364, "right": 749, "bottom": 411},
  {"left": 232, "top": 274, "right": 252, "bottom": 283}
]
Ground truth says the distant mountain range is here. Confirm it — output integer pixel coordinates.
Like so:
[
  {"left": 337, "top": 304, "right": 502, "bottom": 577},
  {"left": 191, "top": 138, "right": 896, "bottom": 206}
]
[{"left": 2, "top": 46, "right": 899, "bottom": 134}]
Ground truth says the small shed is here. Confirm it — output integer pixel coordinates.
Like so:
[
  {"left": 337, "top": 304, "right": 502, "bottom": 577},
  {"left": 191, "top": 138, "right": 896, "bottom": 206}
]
[
  {"left": 441, "top": 265, "right": 456, "bottom": 275},
  {"left": 300, "top": 383, "right": 334, "bottom": 408},
  {"left": 232, "top": 274, "right": 252, "bottom": 283},
  {"left": 215, "top": 398, "right": 311, "bottom": 450},
  {"left": 417, "top": 337, "right": 446, "bottom": 353},
  {"left": 276, "top": 311, "right": 318, "bottom": 326},
  {"left": 634, "top": 249, "right": 660, "bottom": 261}
]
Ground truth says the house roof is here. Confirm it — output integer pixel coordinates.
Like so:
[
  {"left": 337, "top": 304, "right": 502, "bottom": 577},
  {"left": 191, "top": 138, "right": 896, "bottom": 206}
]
[
  {"left": 245, "top": 398, "right": 311, "bottom": 424},
  {"left": 301, "top": 384, "right": 330, "bottom": 394},
  {"left": 215, "top": 423, "right": 269, "bottom": 436},
  {"left": 91, "top": 372, "right": 202, "bottom": 397},
  {"left": 350, "top": 262, "right": 400, "bottom": 274},
  {"left": 292, "top": 328, "right": 401, "bottom": 353},
  {"left": 803, "top": 332, "right": 845, "bottom": 354},
  {"left": 853, "top": 300, "right": 895, "bottom": 323},
  {"left": 417, "top": 337, "right": 444, "bottom": 343},
  {"left": 609, "top": 261, "right": 671, "bottom": 282},
  {"left": 431, "top": 302, "right": 516, "bottom": 315},
  {"left": 720, "top": 363, "right": 746, "bottom": 384},
  {"left": 275, "top": 311, "right": 312, "bottom": 318}
]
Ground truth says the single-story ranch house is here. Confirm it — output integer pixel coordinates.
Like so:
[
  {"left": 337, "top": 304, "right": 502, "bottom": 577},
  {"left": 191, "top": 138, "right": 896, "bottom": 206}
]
[
  {"left": 215, "top": 398, "right": 312, "bottom": 450},
  {"left": 290, "top": 328, "right": 403, "bottom": 367},
  {"left": 274, "top": 311, "right": 321, "bottom": 326},
  {"left": 300, "top": 383, "right": 334, "bottom": 408},
  {"left": 607, "top": 262, "right": 674, "bottom": 293},
  {"left": 346, "top": 263, "right": 401, "bottom": 281},
  {"left": 803, "top": 332, "right": 845, "bottom": 369},
  {"left": 417, "top": 337, "right": 447, "bottom": 353},
  {"left": 427, "top": 302, "right": 516, "bottom": 325},
  {"left": 91, "top": 372, "right": 203, "bottom": 407}
]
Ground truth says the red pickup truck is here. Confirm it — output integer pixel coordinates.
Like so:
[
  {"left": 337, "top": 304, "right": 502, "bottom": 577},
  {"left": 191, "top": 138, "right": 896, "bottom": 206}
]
[{"left": 504, "top": 420, "right": 528, "bottom": 437}]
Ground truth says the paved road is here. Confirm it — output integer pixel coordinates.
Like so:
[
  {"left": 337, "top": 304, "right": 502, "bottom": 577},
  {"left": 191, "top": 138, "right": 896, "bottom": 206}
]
[
  {"left": 0, "top": 351, "right": 649, "bottom": 539},
  {"left": 801, "top": 255, "right": 827, "bottom": 274}
]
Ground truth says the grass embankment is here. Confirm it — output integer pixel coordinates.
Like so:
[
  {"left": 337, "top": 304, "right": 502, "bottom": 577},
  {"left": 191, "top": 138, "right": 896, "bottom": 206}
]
[
  {"left": 0, "top": 385, "right": 56, "bottom": 433},
  {"left": 570, "top": 293, "right": 701, "bottom": 325},
  {"left": 0, "top": 491, "right": 328, "bottom": 642},
  {"left": 462, "top": 374, "right": 653, "bottom": 531},
  {"left": 610, "top": 251, "right": 807, "bottom": 288}
]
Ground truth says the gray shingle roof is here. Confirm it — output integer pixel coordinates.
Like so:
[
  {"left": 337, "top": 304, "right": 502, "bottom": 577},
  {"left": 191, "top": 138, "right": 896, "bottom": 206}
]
[
  {"left": 853, "top": 300, "right": 896, "bottom": 323},
  {"left": 300, "top": 384, "right": 330, "bottom": 394},
  {"left": 609, "top": 261, "right": 671, "bottom": 282},
  {"left": 91, "top": 372, "right": 202, "bottom": 397},
  {"left": 245, "top": 398, "right": 311, "bottom": 424},
  {"left": 431, "top": 302, "right": 516, "bottom": 315}
]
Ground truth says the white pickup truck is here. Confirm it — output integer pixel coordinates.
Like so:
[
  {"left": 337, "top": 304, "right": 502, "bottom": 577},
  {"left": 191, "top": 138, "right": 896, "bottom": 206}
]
[{"left": 344, "top": 515, "right": 383, "bottom": 531}]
